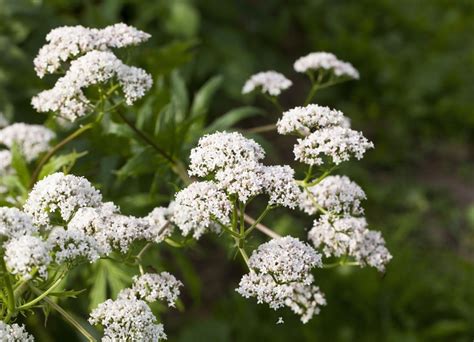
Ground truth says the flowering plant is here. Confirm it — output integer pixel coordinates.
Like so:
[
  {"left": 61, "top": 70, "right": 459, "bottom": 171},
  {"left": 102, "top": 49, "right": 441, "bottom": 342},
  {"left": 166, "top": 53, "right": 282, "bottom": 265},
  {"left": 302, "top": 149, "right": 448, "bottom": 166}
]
[{"left": 0, "top": 24, "right": 391, "bottom": 340}]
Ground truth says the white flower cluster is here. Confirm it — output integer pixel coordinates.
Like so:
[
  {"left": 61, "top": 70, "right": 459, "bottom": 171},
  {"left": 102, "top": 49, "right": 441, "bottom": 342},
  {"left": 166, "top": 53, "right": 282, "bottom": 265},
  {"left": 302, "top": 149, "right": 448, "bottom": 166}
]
[
  {"left": 0, "top": 321, "right": 34, "bottom": 342},
  {"left": 24, "top": 172, "right": 103, "bottom": 228},
  {"left": 121, "top": 272, "right": 182, "bottom": 307},
  {"left": 294, "top": 126, "right": 373, "bottom": 166},
  {"left": 299, "top": 175, "right": 366, "bottom": 216},
  {"left": 0, "top": 207, "right": 37, "bottom": 240},
  {"left": 32, "top": 50, "right": 153, "bottom": 121},
  {"left": 188, "top": 131, "right": 301, "bottom": 209},
  {"left": 309, "top": 215, "right": 392, "bottom": 272},
  {"left": 277, "top": 104, "right": 348, "bottom": 136},
  {"left": 242, "top": 71, "right": 292, "bottom": 96},
  {"left": 34, "top": 23, "right": 150, "bottom": 77},
  {"left": 4, "top": 235, "right": 51, "bottom": 280},
  {"left": 276, "top": 104, "right": 372, "bottom": 166},
  {"left": 171, "top": 181, "right": 231, "bottom": 239},
  {"left": 89, "top": 297, "right": 167, "bottom": 342},
  {"left": 90, "top": 271, "right": 181, "bottom": 341},
  {"left": 294, "top": 52, "right": 359, "bottom": 79},
  {"left": 189, "top": 131, "right": 265, "bottom": 177},
  {"left": 236, "top": 236, "right": 325, "bottom": 323},
  {"left": 0, "top": 123, "right": 55, "bottom": 162}
]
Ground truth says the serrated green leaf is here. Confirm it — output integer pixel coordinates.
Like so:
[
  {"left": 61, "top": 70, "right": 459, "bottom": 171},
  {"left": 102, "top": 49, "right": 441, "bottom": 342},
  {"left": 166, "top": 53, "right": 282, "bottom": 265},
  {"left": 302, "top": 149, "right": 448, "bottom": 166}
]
[
  {"left": 10, "top": 143, "right": 30, "bottom": 187},
  {"left": 38, "top": 151, "right": 87, "bottom": 181},
  {"left": 205, "top": 106, "right": 263, "bottom": 133},
  {"left": 49, "top": 288, "right": 86, "bottom": 299},
  {"left": 190, "top": 75, "right": 223, "bottom": 118}
]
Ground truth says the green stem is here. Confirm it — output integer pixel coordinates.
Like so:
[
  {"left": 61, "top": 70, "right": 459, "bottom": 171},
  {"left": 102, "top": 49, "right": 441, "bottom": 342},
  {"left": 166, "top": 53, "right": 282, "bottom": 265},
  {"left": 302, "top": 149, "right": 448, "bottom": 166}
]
[
  {"left": 29, "top": 285, "right": 97, "bottom": 342},
  {"left": 1, "top": 258, "right": 15, "bottom": 322},
  {"left": 29, "top": 123, "right": 94, "bottom": 188},
  {"left": 244, "top": 206, "right": 272, "bottom": 237},
  {"left": 17, "top": 273, "right": 66, "bottom": 310},
  {"left": 115, "top": 109, "right": 175, "bottom": 164},
  {"left": 304, "top": 84, "right": 319, "bottom": 105},
  {"left": 237, "top": 246, "right": 251, "bottom": 269}
]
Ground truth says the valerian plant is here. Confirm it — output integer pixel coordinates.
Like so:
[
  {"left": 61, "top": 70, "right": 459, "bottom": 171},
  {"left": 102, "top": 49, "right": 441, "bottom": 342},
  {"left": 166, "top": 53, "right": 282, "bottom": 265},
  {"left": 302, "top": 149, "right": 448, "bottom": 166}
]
[{"left": 0, "top": 24, "right": 391, "bottom": 341}]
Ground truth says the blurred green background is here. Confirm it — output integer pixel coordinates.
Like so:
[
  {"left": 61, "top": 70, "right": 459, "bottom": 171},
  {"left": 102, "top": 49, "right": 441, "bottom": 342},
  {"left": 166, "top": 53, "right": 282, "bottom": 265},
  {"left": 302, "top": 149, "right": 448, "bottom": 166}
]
[{"left": 1, "top": 0, "right": 473, "bottom": 341}]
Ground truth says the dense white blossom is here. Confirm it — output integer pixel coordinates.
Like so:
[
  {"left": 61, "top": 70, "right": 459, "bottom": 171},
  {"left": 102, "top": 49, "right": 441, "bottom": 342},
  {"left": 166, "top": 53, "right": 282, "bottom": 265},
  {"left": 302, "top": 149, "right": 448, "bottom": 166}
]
[
  {"left": 89, "top": 297, "right": 166, "bottom": 342},
  {"left": 247, "top": 236, "right": 321, "bottom": 284},
  {"left": 47, "top": 226, "right": 101, "bottom": 264},
  {"left": 0, "top": 123, "right": 55, "bottom": 162},
  {"left": 294, "top": 126, "right": 373, "bottom": 165},
  {"left": 68, "top": 203, "right": 155, "bottom": 254},
  {"left": 299, "top": 175, "right": 366, "bottom": 216},
  {"left": 237, "top": 237, "right": 324, "bottom": 323},
  {"left": 172, "top": 181, "right": 231, "bottom": 239},
  {"left": 32, "top": 51, "right": 153, "bottom": 121},
  {"left": 262, "top": 165, "right": 301, "bottom": 208},
  {"left": 34, "top": 23, "right": 150, "bottom": 77},
  {"left": 309, "top": 215, "right": 391, "bottom": 271},
  {"left": 4, "top": 235, "right": 51, "bottom": 280},
  {"left": 188, "top": 131, "right": 265, "bottom": 177},
  {"left": 237, "top": 272, "right": 326, "bottom": 324},
  {"left": 277, "top": 104, "right": 348, "bottom": 136},
  {"left": 215, "top": 161, "right": 265, "bottom": 203},
  {"left": 121, "top": 272, "right": 182, "bottom": 306},
  {"left": 145, "top": 206, "right": 174, "bottom": 243},
  {"left": 242, "top": 71, "right": 292, "bottom": 96},
  {"left": 24, "top": 172, "right": 102, "bottom": 228},
  {"left": 0, "top": 207, "right": 38, "bottom": 241},
  {"left": 294, "top": 52, "right": 359, "bottom": 79},
  {"left": 0, "top": 321, "right": 35, "bottom": 342}
]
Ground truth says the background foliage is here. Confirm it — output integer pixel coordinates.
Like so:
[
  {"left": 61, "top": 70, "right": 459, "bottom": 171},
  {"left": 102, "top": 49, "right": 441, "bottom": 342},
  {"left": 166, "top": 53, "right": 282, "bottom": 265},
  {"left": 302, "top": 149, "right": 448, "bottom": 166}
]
[{"left": 1, "top": 0, "right": 473, "bottom": 341}]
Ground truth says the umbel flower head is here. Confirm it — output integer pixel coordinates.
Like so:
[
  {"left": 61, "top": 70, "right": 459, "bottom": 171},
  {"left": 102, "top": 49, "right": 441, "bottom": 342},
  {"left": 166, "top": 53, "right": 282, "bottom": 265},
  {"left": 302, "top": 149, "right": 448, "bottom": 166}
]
[
  {"left": 0, "top": 123, "right": 55, "bottom": 162},
  {"left": 119, "top": 272, "right": 183, "bottom": 307},
  {"left": 23, "top": 172, "right": 103, "bottom": 228},
  {"left": 0, "top": 207, "right": 38, "bottom": 242},
  {"left": 171, "top": 181, "right": 232, "bottom": 239},
  {"left": 188, "top": 131, "right": 265, "bottom": 177},
  {"left": 236, "top": 236, "right": 325, "bottom": 323},
  {"left": 34, "top": 23, "right": 150, "bottom": 78},
  {"left": 299, "top": 175, "right": 366, "bottom": 216},
  {"left": 294, "top": 52, "right": 359, "bottom": 80},
  {"left": 89, "top": 296, "right": 166, "bottom": 342},
  {"left": 0, "top": 321, "right": 34, "bottom": 342},
  {"left": 242, "top": 71, "right": 292, "bottom": 96},
  {"left": 4, "top": 235, "right": 51, "bottom": 280},
  {"left": 309, "top": 215, "right": 392, "bottom": 272},
  {"left": 32, "top": 50, "right": 153, "bottom": 121},
  {"left": 294, "top": 126, "right": 374, "bottom": 166},
  {"left": 277, "top": 104, "right": 348, "bottom": 137}
]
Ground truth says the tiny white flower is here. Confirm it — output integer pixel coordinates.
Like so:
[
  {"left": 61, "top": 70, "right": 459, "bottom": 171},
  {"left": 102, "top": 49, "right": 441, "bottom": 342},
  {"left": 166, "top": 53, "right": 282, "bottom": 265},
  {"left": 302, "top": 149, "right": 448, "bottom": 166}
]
[
  {"left": 294, "top": 126, "right": 374, "bottom": 166},
  {"left": 172, "top": 181, "right": 231, "bottom": 239},
  {"left": 294, "top": 52, "right": 359, "bottom": 79},
  {"left": 242, "top": 71, "right": 292, "bottom": 96},
  {"left": 0, "top": 321, "right": 35, "bottom": 341}
]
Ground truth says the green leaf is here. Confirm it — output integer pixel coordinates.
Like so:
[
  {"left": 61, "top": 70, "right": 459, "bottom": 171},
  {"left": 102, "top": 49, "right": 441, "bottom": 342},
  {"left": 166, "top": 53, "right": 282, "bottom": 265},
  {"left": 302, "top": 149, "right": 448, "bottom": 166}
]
[
  {"left": 151, "top": 39, "right": 198, "bottom": 74},
  {"left": 190, "top": 75, "right": 223, "bottom": 118},
  {"left": 10, "top": 143, "right": 30, "bottom": 187},
  {"left": 170, "top": 70, "right": 189, "bottom": 122},
  {"left": 115, "top": 147, "right": 165, "bottom": 181},
  {"left": 38, "top": 151, "right": 87, "bottom": 181},
  {"left": 205, "top": 106, "right": 263, "bottom": 133},
  {"left": 49, "top": 289, "right": 86, "bottom": 299},
  {"left": 89, "top": 263, "right": 107, "bottom": 311}
]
